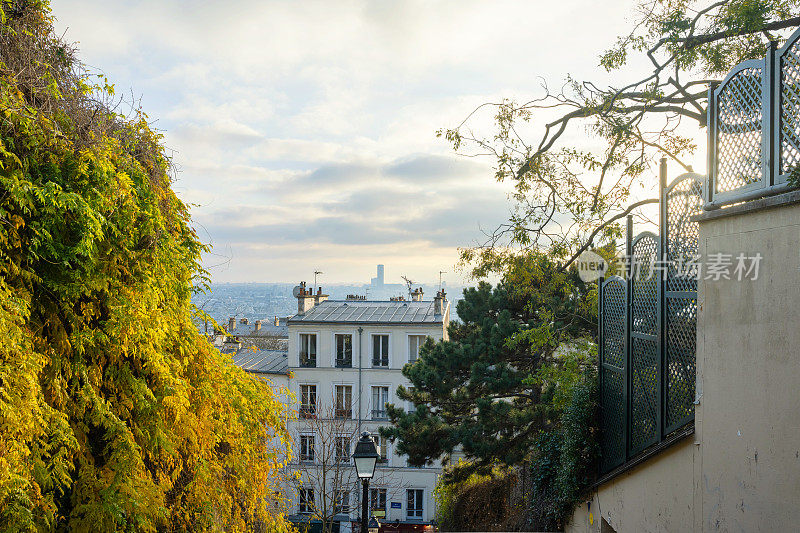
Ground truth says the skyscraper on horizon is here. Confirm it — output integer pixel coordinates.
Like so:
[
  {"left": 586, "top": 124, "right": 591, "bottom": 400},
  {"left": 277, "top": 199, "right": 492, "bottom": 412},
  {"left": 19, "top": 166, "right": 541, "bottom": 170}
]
[{"left": 371, "top": 264, "right": 385, "bottom": 287}]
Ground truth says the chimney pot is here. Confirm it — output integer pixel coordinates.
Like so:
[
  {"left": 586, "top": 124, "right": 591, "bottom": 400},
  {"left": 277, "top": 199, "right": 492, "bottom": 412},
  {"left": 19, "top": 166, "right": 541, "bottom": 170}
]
[
  {"left": 434, "top": 291, "right": 447, "bottom": 315},
  {"left": 228, "top": 317, "right": 236, "bottom": 332},
  {"left": 274, "top": 315, "right": 280, "bottom": 326}
]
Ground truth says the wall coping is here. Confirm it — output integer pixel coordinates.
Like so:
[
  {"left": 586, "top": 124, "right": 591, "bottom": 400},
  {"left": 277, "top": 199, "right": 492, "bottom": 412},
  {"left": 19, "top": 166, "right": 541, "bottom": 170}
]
[
  {"left": 693, "top": 189, "right": 800, "bottom": 222},
  {"left": 593, "top": 424, "right": 695, "bottom": 488}
]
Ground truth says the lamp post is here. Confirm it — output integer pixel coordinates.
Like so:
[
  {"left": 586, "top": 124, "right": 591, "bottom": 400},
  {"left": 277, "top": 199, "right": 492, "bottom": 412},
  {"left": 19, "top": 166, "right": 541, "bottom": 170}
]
[
  {"left": 352, "top": 432, "right": 380, "bottom": 533},
  {"left": 367, "top": 516, "right": 380, "bottom": 533}
]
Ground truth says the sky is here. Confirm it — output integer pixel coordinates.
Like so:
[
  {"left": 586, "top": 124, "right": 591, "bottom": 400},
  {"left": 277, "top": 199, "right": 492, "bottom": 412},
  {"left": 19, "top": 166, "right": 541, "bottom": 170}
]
[{"left": 52, "top": 0, "right": 651, "bottom": 284}]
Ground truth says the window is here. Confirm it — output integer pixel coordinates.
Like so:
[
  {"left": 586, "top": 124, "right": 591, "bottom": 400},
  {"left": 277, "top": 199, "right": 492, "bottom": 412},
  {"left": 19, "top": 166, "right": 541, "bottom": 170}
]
[
  {"left": 406, "top": 489, "right": 423, "bottom": 519},
  {"left": 300, "top": 385, "right": 317, "bottom": 418},
  {"left": 370, "top": 488, "right": 387, "bottom": 513},
  {"left": 335, "top": 334, "right": 352, "bottom": 368},
  {"left": 299, "top": 434, "right": 315, "bottom": 462},
  {"left": 407, "top": 400, "right": 416, "bottom": 414},
  {"left": 335, "top": 436, "right": 350, "bottom": 464},
  {"left": 372, "top": 335, "right": 389, "bottom": 367},
  {"left": 371, "top": 386, "right": 389, "bottom": 420},
  {"left": 335, "top": 385, "right": 352, "bottom": 419},
  {"left": 300, "top": 334, "right": 317, "bottom": 367},
  {"left": 334, "top": 490, "right": 350, "bottom": 515},
  {"left": 299, "top": 488, "right": 314, "bottom": 514},
  {"left": 372, "top": 434, "right": 388, "bottom": 464},
  {"left": 408, "top": 335, "right": 427, "bottom": 363}
]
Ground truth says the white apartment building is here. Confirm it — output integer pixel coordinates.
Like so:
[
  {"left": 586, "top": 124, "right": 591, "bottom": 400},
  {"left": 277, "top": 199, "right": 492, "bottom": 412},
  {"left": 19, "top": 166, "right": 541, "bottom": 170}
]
[{"left": 286, "top": 281, "right": 449, "bottom": 531}]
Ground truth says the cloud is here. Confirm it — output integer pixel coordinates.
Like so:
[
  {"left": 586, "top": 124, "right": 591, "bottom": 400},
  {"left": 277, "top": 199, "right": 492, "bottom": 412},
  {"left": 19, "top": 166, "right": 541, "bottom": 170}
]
[
  {"left": 385, "top": 154, "right": 484, "bottom": 182},
  {"left": 51, "top": 0, "right": 640, "bottom": 282}
]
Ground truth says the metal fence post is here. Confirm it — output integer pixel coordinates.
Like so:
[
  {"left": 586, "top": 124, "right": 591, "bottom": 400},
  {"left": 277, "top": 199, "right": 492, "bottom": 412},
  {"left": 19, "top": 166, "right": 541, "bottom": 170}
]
[
  {"left": 624, "top": 214, "right": 633, "bottom": 460},
  {"left": 658, "top": 158, "right": 667, "bottom": 439},
  {"left": 706, "top": 83, "right": 716, "bottom": 206},
  {"left": 765, "top": 40, "right": 778, "bottom": 187},
  {"left": 597, "top": 273, "right": 604, "bottom": 475}
]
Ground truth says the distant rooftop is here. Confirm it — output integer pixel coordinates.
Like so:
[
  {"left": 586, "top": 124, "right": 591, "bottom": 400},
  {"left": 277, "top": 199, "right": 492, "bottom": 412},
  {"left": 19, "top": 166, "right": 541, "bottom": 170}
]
[
  {"left": 288, "top": 299, "right": 448, "bottom": 325},
  {"left": 232, "top": 348, "right": 289, "bottom": 375},
  {"left": 224, "top": 316, "right": 289, "bottom": 338},
  {"left": 231, "top": 322, "right": 288, "bottom": 338}
]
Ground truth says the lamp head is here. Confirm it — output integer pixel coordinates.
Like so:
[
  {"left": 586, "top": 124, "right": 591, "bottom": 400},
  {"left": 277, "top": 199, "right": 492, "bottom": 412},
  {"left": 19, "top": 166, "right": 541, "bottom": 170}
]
[{"left": 352, "top": 432, "right": 379, "bottom": 479}]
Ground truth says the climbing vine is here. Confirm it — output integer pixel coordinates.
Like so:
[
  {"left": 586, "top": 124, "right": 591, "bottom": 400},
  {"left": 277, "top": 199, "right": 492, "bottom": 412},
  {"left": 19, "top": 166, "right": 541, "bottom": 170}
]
[{"left": 0, "top": 1, "right": 292, "bottom": 531}]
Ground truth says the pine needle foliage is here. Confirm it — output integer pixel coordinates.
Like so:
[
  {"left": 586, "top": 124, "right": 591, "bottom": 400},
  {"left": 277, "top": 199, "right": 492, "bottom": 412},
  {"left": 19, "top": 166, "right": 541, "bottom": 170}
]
[{"left": 0, "top": 1, "right": 292, "bottom": 531}]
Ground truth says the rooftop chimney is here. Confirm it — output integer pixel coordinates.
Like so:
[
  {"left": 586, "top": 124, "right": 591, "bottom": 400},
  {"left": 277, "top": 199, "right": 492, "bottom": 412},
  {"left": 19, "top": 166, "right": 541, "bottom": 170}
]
[
  {"left": 254, "top": 320, "right": 261, "bottom": 332},
  {"left": 434, "top": 289, "right": 447, "bottom": 315},
  {"left": 315, "top": 286, "right": 329, "bottom": 306},
  {"left": 228, "top": 316, "right": 236, "bottom": 332},
  {"left": 411, "top": 287, "right": 424, "bottom": 302},
  {"left": 297, "top": 281, "right": 315, "bottom": 315},
  {"left": 222, "top": 337, "right": 241, "bottom": 354},
  {"left": 274, "top": 315, "right": 280, "bottom": 327}
]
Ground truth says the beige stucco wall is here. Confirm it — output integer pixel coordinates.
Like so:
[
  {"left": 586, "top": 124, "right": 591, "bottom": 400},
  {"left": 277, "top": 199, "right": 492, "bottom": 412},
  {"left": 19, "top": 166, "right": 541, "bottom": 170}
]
[
  {"left": 694, "top": 198, "right": 800, "bottom": 532},
  {"left": 567, "top": 198, "right": 800, "bottom": 533},
  {"left": 568, "top": 439, "right": 697, "bottom": 533}
]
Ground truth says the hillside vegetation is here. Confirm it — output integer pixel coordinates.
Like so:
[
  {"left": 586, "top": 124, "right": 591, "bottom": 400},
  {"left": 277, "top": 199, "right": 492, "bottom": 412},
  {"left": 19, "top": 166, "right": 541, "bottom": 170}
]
[{"left": 0, "top": 1, "right": 291, "bottom": 531}]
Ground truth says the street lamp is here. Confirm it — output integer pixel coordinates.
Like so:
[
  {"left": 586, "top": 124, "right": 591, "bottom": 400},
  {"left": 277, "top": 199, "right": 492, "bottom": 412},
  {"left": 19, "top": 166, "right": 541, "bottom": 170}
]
[
  {"left": 367, "top": 516, "right": 380, "bottom": 533},
  {"left": 352, "top": 432, "right": 380, "bottom": 533}
]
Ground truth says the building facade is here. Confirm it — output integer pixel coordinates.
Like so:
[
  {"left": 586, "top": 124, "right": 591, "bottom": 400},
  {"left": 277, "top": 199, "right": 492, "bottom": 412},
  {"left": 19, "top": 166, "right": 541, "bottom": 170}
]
[{"left": 286, "top": 282, "right": 449, "bottom": 530}]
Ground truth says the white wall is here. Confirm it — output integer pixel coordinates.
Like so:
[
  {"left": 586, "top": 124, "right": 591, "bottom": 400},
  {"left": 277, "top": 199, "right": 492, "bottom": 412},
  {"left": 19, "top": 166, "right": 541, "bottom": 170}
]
[{"left": 286, "top": 319, "right": 446, "bottom": 522}]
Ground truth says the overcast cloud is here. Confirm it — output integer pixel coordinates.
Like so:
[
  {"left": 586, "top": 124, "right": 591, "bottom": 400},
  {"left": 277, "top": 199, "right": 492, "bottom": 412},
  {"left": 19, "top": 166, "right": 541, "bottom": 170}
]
[{"left": 52, "top": 0, "right": 637, "bottom": 284}]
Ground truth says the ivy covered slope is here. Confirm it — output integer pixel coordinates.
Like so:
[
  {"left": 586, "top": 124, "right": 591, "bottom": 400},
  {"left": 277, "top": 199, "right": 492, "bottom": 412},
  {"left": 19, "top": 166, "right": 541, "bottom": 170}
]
[{"left": 0, "top": 2, "right": 291, "bottom": 531}]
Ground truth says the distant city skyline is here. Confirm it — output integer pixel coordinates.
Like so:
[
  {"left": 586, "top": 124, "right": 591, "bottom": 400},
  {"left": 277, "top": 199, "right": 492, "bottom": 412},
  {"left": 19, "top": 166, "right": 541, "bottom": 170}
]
[{"left": 52, "top": 0, "right": 636, "bottom": 283}]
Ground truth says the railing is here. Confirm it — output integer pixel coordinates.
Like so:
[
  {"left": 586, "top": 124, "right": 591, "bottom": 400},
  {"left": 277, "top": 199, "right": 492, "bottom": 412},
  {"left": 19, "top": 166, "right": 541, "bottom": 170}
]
[
  {"left": 299, "top": 406, "right": 316, "bottom": 419},
  {"left": 372, "top": 409, "right": 387, "bottom": 420},
  {"left": 706, "top": 27, "right": 800, "bottom": 208},
  {"left": 334, "top": 408, "right": 352, "bottom": 419},
  {"left": 335, "top": 357, "right": 352, "bottom": 368},
  {"left": 599, "top": 164, "right": 703, "bottom": 475},
  {"left": 299, "top": 353, "right": 316, "bottom": 368}
]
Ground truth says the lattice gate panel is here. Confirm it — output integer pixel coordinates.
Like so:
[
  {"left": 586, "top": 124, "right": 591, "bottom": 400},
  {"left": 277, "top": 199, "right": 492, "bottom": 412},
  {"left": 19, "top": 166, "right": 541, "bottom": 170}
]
[
  {"left": 600, "top": 277, "right": 626, "bottom": 473},
  {"left": 663, "top": 176, "right": 702, "bottom": 433},
  {"left": 629, "top": 234, "right": 660, "bottom": 456},
  {"left": 665, "top": 298, "right": 696, "bottom": 430},
  {"left": 780, "top": 33, "right": 800, "bottom": 181},
  {"left": 714, "top": 63, "right": 764, "bottom": 195}
]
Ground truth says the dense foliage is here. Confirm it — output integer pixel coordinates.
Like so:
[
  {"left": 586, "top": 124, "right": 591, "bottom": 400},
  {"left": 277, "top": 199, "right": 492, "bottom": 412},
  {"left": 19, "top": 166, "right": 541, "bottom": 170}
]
[
  {"left": 382, "top": 252, "right": 603, "bottom": 529},
  {"left": 432, "top": 370, "right": 597, "bottom": 532},
  {"left": 381, "top": 253, "right": 597, "bottom": 464},
  {"left": 526, "top": 372, "right": 598, "bottom": 530},
  {"left": 434, "top": 465, "right": 523, "bottom": 531},
  {"left": 0, "top": 1, "right": 291, "bottom": 531}
]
